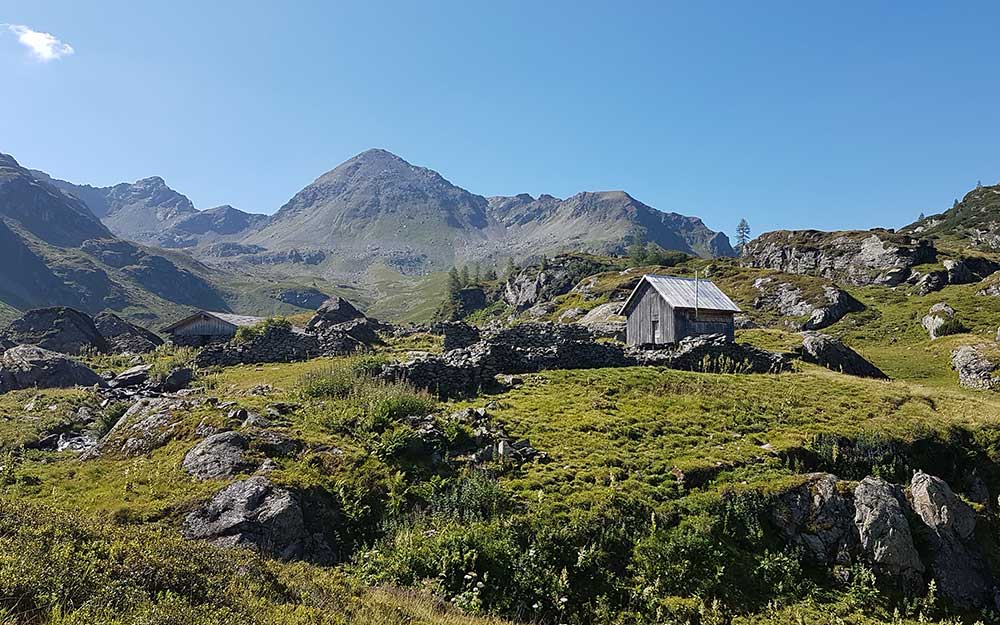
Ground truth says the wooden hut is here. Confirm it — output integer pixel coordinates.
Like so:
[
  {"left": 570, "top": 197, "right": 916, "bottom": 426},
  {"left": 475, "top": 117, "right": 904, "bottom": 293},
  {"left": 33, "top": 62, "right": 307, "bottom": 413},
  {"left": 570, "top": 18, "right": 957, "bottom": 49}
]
[
  {"left": 161, "top": 311, "right": 264, "bottom": 347},
  {"left": 618, "top": 275, "right": 740, "bottom": 346}
]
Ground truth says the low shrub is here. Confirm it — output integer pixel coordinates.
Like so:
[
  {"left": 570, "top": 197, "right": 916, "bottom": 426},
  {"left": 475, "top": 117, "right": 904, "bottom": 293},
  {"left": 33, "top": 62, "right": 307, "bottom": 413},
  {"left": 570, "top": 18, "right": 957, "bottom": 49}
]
[
  {"left": 934, "top": 318, "right": 969, "bottom": 337},
  {"left": 146, "top": 345, "right": 196, "bottom": 383}
]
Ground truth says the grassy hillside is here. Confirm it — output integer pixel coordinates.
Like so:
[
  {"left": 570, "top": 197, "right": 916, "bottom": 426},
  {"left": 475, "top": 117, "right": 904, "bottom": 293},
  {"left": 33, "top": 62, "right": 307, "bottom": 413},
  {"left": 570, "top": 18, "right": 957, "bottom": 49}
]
[{"left": 4, "top": 246, "right": 1000, "bottom": 624}]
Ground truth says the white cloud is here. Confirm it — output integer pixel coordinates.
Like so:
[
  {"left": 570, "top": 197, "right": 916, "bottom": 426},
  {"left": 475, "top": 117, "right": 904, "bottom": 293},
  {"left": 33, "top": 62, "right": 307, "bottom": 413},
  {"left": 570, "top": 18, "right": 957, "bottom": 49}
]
[{"left": 4, "top": 24, "right": 74, "bottom": 61}]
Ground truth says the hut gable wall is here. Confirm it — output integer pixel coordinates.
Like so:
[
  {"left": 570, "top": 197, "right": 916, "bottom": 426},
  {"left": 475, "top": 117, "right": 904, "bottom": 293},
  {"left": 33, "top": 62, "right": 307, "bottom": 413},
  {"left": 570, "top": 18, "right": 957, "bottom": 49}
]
[{"left": 625, "top": 282, "right": 675, "bottom": 345}]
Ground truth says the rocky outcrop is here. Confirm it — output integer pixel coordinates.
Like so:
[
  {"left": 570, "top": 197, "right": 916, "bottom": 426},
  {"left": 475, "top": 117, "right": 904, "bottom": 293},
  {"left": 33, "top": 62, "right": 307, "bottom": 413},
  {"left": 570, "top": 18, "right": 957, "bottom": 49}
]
[
  {"left": 770, "top": 473, "right": 854, "bottom": 565},
  {"left": 921, "top": 303, "right": 955, "bottom": 340},
  {"left": 93, "top": 311, "right": 163, "bottom": 354},
  {"left": 92, "top": 397, "right": 186, "bottom": 457},
  {"left": 576, "top": 302, "right": 627, "bottom": 341},
  {"left": 752, "top": 277, "right": 864, "bottom": 330},
  {"left": 909, "top": 471, "right": 992, "bottom": 608},
  {"left": 182, "top": 431, "right": 252, "bottom": 480},
  {"left": 0, "top": 345, "right": 103, "bottom": 394},
  {"left": 742, "top": 230, "right": 935, "bottom": 286},
  {"left": 502, "top": 257, "right": 618, "bottom": 311},
  {"left": 4, "top": 307, "right": 109, "bottom": 355},
  {"left": 797, "top": 332, "right": 888, "bottom": 379},
  {"left": 853, "top": 477, "right": 924, "bottom": 589},
  {"left": 944, "top": 257, "right": 1000, "bottom": 285},
  {"left": 182, "top": 476, "right": 333, "bottom": 562},
  {"left": 952, "top": 345, "right": 999, "bottom": 391},
  {"left": 629, "top": 333, "right": 790, "bottom": 374},
  {"left": 911, "top": 269, "right": 949, "bottom": 295}
]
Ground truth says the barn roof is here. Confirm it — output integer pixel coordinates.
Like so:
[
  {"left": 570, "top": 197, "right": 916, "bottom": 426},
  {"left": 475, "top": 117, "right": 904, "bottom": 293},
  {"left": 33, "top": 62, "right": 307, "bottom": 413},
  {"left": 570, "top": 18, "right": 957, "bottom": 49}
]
[
  {"left": 161, "top": 310, "right": 265, "bottom": 333},
  {"left": 619, "top": 275, "right": 741, "bottom": 315}
]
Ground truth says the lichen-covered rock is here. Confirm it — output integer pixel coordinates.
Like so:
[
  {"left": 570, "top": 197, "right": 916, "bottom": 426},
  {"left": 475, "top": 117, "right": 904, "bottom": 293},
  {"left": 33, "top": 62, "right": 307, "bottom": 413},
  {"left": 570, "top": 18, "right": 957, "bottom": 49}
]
[
  {"left": 951, "top": 345, "right": 999, "bottom": 391},
  {"left": 912, "top": 270, "right": 949, "bottom": 295},
  {"left": 182, "top": 476, "right": 313, "bottom": 560},
  {"left": 93, "top": 311, "right": 163, "bottom": 354},
  {"left": 853, "top": 476, "right": 924, "bottom": 587},
  {"left": 0, "top": 344, "right": 103, "bottom": 394},
  {"left": 921, "top": 303, "right": 955, "bottom": 340},
  {"left": 770, "top": 473, "right": 854, "bottom": 565},
  {"left": 93, "top": 397, "right": 185, "bottom": 457},
  {"left": 109, "top": 364, "right": 152, "bottom": 388},
  {"left": 752, "top": 277, "right": 864, "bottom": 330},
  {"left": 4, "top": 307, "right": 109, "bottom": 355},
  {"left": 797, "top": 332, "right": 888, "bottom": 379},
  {"left": 503, "top": 256, "right": 618, "bottom": 310},
  {"left": 182, "top": 431, "right": 252, "bottom": 480},
  {"left": 576, "top": 303, "right": 627, "bottom": 341},
  {"left": 909, "top": 471, "right": 993, "bottom": 608}
]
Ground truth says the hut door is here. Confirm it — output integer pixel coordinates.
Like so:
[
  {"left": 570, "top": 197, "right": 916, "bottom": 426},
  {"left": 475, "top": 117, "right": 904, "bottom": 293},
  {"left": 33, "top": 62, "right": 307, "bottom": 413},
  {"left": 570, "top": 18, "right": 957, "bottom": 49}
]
[{"left": 650, "top": 319, "right": 659, "bottom": 343}]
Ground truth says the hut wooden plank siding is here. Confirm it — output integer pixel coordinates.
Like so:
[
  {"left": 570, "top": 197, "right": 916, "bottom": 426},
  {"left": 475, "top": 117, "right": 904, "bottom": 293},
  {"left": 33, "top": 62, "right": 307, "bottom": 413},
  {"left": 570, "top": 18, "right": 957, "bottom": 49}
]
[
  {"left": 619, "top": 275, "right": 741, "bottom": 346},
  {"left": 161, "top": 311, "right": 264, "bottom": 347}
]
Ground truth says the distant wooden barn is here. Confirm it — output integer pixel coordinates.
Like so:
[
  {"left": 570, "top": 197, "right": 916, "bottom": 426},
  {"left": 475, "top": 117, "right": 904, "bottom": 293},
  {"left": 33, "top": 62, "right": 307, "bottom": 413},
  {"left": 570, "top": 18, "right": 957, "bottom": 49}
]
[
  {"left": 161, "top": 311, "right": 264, "bottom": 347},
  {"left": 619, "top": 275, "right": 741, "bottom": 346}
]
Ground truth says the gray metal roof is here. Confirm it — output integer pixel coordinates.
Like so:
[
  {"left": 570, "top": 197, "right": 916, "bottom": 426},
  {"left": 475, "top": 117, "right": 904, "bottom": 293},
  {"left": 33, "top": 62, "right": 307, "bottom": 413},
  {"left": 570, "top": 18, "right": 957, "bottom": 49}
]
[
  {"left": 620, "top": 274, "right": 741, "bottom": 314},
  {"left": 209, "top": 312, "right": 266, "bottom": 327},
  {"left": 162, "top": 310, "right": 265, "bottom": 333}
]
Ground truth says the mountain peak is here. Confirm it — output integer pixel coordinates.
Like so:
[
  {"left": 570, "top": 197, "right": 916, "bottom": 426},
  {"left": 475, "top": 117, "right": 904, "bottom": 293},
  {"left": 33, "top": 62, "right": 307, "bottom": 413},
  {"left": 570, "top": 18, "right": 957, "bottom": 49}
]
[{"left": 0, "top": 153, "right": 20, "bottom": 169}]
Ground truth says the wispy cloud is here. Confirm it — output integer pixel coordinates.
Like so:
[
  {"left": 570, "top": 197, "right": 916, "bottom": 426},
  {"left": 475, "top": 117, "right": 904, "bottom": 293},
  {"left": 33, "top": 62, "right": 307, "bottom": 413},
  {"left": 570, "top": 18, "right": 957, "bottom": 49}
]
[{"left": 3, "top": 24, "right": 74, "bottom": 61}]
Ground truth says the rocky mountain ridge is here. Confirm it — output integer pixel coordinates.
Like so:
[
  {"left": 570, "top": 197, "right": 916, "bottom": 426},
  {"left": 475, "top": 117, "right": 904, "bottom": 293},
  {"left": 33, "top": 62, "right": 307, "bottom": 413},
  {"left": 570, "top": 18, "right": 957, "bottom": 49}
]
[
  {"left": 31, "top": 169, "right": 269, "bottom": 249},
  {"left": 241, "top": 149, "right": 735, "bottom": 275}
]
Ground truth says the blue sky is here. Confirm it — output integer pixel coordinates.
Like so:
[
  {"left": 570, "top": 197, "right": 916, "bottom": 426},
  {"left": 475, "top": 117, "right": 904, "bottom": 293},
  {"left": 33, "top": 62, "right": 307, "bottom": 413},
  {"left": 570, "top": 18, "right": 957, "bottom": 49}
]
[{"left": 2, "top": 1, "right": 999, "bottom": 238}]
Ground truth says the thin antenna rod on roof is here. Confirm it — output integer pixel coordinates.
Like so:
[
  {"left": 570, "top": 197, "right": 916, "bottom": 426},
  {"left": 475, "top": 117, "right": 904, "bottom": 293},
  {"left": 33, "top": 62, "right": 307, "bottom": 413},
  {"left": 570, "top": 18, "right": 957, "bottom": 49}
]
[{"left": 694, "top": 270, "right": 700, "bottom": 320}]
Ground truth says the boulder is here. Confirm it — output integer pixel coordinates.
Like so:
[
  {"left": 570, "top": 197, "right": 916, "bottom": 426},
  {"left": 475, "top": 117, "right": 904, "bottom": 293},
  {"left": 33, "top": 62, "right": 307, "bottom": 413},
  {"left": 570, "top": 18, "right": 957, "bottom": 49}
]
[
  {"left": 158, "top": 367, "right": 193, "bottom": 392},
  {"left": 797, "top": 332, "right": 888, "bottom": 379},
  {"left": 951, "top": 345, "right": 999, "bottom": 391},
  {"left": 853, "top": 476, "right": 924, "bottom": 588},
  {"left": 769, "top": 473, "right": 854, "bottom": 565},
  {"left": 182, "top": 431, "right": 252, "bottom": 480},
  {"left": 0, "top": 345, "right": 103, "bottom": 394},
  {"left": 306, "top": 296, "right": 365, "bottom": 332},
  {"left": 912, "top": 270, "right": 948, "bottom": 295},
  {"left": 328, "top": 317, "right": 382, "bottom": 346},
  {"left": 182, "top": 476, "right": 315, "bottom": 560},
  {"left": 93, "top": 311, "right": 164, "bottom": 354},
  {"left": 4, "top": 307, "right": 108, "bottom": 355},
  {"left": 109, "top": 364, "right": 152, "bottom": 389},
  {"left": 922, "top": 303, "right": 955, "bottom": 340},
  {"left": 908, "top": 471, "right": 992, "bottom": 608},
  {"left": 577, "top": 303, "right": 627, "bottom": 341},
  {"left": 94, "top": 397, "right": 184, "bottom": 457}
]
